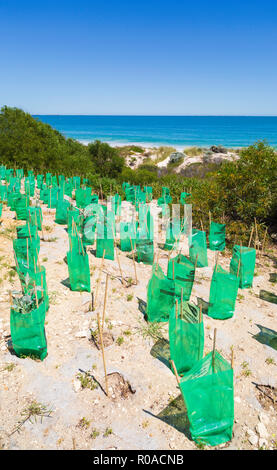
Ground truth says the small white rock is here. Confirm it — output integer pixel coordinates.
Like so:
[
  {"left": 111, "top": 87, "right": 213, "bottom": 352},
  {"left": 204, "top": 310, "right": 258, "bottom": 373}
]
[
  {"left": 248, "top": 434, "right": 258, "bottom": 446},
  {"left": 259, "top": 438, "right": 268, "bottom": 448},
  {"left": 259, "top": 412, "right": 269, "bottom": 426},
  {"left": 75, "top": 330, "right": 88, "bottom": 338},
  {"left": 73, "top": 380, "right": 81, "bottom": 392},
  {"left": 256, "top": 422, "right": 268, "bottom": 439},
  {"left": 234, "top": 396, "right": 241, "bottom": 403}
]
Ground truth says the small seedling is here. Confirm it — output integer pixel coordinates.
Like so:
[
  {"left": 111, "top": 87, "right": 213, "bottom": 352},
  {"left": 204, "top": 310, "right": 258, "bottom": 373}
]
[
  {"left": 116, "top": 336, "right": 124, "bottom": 346},
  {"left": 78, "top": 417, "right": 90, "bottom": 429},
  {"left": 125, "top": 277, "right": 134, "bottom": 287},
  {"left": 123, "top": 329, "right": 132, "bottom": 336},
  {"left": 136, "top": 320, "right": 166, "bottom": 341},
  {"left": 103, "top": 427, "right": 113, "bottom": 437},
  {"left": 241, "top": 361, "right": 252, "bottom": 377},
  {"left": 3, "top": 363, "right": 16, "bottom": 372},
  {"left": 126, "top": 294, "right": 133, "bottom": 302},
  {"left": 90, "top": 428, "right": 100, "bottom": 439},
  {"left": 265, "top": 357, "right": 276, "bottom": 365},
  {"left": 9, "top": 400, "right": 53, "bottom": 436},
  {"left": 77, "top": 371, "right": 98, "bottom": 390}
]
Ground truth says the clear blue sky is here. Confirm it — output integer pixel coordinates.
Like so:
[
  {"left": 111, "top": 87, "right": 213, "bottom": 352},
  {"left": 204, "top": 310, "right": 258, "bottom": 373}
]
[{"left": 0, "top": 0, "right": 276, "bottom": 115}]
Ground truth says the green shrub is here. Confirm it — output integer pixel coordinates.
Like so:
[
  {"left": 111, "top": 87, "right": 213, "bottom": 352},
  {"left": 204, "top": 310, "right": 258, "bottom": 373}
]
[
  {"left": 88, "top": 140, "right": 125, "bottom": 178},
  {"left": 0, "top": 106, "right": 92, "bottom": 176}
]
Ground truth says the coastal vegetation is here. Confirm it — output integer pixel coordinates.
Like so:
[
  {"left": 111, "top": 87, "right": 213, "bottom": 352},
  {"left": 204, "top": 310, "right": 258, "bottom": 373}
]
[{"left": 0, "top": 106, "right": 276, "bottom": 243}]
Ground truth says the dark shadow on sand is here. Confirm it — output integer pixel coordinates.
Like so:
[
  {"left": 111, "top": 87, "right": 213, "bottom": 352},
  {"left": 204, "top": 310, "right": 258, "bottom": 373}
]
[
  {"left": 150, "top": 337, "right": 171, "bottom": 369},
  {"left": 252, "top": 324, "right": 277, "bottom": 351},
  {"left": 143, "top": 394, "right": 191, "bottom": 438}
]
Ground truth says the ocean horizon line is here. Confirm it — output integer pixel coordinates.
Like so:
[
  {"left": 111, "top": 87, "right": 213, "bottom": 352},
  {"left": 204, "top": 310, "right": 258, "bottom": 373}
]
[{"left": 34, "top": 114, "right": 277, "bottom": 118}]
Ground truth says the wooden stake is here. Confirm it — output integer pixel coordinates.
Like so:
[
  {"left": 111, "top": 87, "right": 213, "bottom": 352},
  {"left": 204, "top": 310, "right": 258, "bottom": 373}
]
[
  {"left": 175, "top": 298, "right": 178, "bottom": 334},
  {"left": 94, "top": 249, "right": 106, "bottom": 307},
  {"left": 199, "top": 304, "right": 202, "bottom": 323},
  {"left": 248, "top": 226, "right": 254, "bottom": 248},
  {"left": 254, "top": 218, "right": 260, "bottom": 255},
  {"left": 33, "top": 282, "right": 39, "bottom": 308},
  {"left": 101, "top": 273, "right": 109, "bottom": 329},
  {"left": 212, "top": 328, "right": 217, "bottom": 372},
  {"left": 130, "top": 237, "right": 138, "bottom": 284},
  {"left": 116, "top": 247, "right": 125, "bottom": 286},
  {"left": 231, "top": 348, "right": 235, "bottom": 369},
  {"left": 26, "top": 237, "right": 29, "bottom": 268},
  {"left": 90, "top": 291, "right": 94, "bottom": 311},
  {"left": 200, "top": 218, "right": 204, "bottom": 232},
  {"left": 236, "top": 257, "right": 241, "bottom": 278},
  {"left": 170, "top": 359, "right": 180, "bottom": 386},
  {"left": 97, "top": 313, "right": 109, "bottom": 397},
  {"left": 181, "top": 288, "right": 183, "bottom": 319}
]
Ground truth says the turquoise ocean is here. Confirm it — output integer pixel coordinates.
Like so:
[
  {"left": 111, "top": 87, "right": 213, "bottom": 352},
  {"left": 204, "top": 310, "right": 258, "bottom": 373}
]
[{"left": 34, "top": 115, "right": 277, "bottom": 149}]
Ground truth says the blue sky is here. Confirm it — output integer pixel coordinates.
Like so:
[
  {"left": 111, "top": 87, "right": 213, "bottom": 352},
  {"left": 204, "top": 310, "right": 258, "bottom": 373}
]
[{"left": 0, "top": 0, "right": 277, "bottom": 115}]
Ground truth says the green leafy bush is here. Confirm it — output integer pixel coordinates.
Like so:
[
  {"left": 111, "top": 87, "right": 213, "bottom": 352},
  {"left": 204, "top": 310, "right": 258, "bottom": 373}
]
[
  {"left": 0, "top": 106, "right": 92, "bottom": 176},
  {"left": 88, "top": 140, "right": 125, "bottom": 178}
]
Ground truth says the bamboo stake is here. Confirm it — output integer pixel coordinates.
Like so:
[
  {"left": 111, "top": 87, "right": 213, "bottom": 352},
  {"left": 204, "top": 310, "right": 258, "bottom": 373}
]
[
  {"left": 97, "top": 313, "right": 109, "bottom": 397},
  {"left": 248, "top": 226, "right": 254, "bottom": 248},
  {"left": 199, "top": 304, "right": 202, "bottom": 323},
  {"left": 36, "top": 248, "right": 41, "bottom": 270},
  {"left": 33, "top": 282, "right": 39, "bottom": 308},
  {"left": 26, "top": 237, "right": 29, "bottom": 268},
  {"left": 94, "top": 249, "right": 106, "bottom": 307},
  {"left": 170, "top": 359, "right": 180, "bottom": 386},
  {"left": 231, "top": 348, "right": 235, "bottom": 369},
  {"left": 209, "top": 211, "right": 211, "bottom": 227},
  {"left": 175, "top": 298, "right": 178, "bottom": 335},
  {"left": 129, "top": 237, "right": 138, "bottom": 284},
  {"left": 212, "top": 328, "right": 217, "bottom": 372},
  {"left": 237, "top": 257, "right": 241, "bottom": 278},
  {"left": 198, "top": 304, "right": 202, "bottom": 360},
  {"left": 41, "top": 272, "right": 44, "bottom": 300},
  {"left": 101, "top": 273, "right": 109, "bottom": 330},
  {"left": 200, "top": 218, "right": 204, "bottom": 232},
  {"left": 116, "top": 247, "right": 125, "bottom": 286},
  {"left": 254, "top": 218, "right": 259, "bottom": 255},
  {"left": 181, "top": 288, "right": 183, "bottom": 320}
]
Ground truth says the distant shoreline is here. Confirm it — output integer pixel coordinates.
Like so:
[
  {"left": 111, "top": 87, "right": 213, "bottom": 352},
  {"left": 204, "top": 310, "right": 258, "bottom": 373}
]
[{"left": 77, "top": 139, "right": 243, "bottom": 151}]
